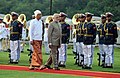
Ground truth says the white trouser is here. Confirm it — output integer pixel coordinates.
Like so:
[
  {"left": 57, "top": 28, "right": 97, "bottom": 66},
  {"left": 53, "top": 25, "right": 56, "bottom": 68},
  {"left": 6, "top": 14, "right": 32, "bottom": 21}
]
[
  {"left": 58, "top": 44, "right": 67, "bottom": 63},
  {"left": 76, "top": 42, "right": 84, "bottom": 63},
  {"left": 29, "top": 41, "right": 33, "bottom": 51},
  {"left": 91, "top": 45, "right": 95, "bottom": 64},
  {"left": 73, "top": 41, "right": 77, "bottom": 52},
  {"left": 99, "top": 44, "right": 105, "bottom": 61},
  {"left": 83, "top": 45, "right": 93, "bottom": 67},
  {"left": 10, "top": 40, "right": 20, "bottom": 61},
  {"left": 20, "top": 40, "right": 25, "bottom": 52},
  {"left": 103, "top": 45, "right": 114, "bottom": 65},
  {"left": 44, "top": 41, "right": 50, "bottom": 54}
]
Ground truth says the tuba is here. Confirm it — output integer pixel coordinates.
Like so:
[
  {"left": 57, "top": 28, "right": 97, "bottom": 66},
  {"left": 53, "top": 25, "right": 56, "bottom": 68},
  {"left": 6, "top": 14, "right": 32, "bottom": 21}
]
[
  {"left": 72, "top": 13, "right": 80, "bottom": 25},
  {"left": 18, "top": 14, "right": 27, "bottom": 28},
  {"left": 72, "top": 13, "right": 80, "bottom": 36},
  {"left": 45, "top": 15, "right": 53, "bottom": 24},
  {"left": 3, "top": 14, "right": 12, "bottom": 25}
]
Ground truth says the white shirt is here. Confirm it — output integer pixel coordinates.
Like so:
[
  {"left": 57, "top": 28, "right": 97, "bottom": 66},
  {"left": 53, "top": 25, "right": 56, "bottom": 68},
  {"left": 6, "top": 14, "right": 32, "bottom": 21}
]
[
  {"left": 29, "top": 18, "right": 43, "bottom": 41},
  {"left": 44, "top": 28, "right": 48, "bottom": 42}
]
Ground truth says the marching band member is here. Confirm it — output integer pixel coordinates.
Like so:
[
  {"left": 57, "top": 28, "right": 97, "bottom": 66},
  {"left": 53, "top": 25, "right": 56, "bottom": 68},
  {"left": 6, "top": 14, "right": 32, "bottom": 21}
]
[
  {"left": 0, "top": 18, "right": 6, "bottom": 51},
  {"left": 18, "top": 14, "right": 27, "bottom": 53},
  {"left": 44, "top": 23, "right": 50, "bottom": 55}
]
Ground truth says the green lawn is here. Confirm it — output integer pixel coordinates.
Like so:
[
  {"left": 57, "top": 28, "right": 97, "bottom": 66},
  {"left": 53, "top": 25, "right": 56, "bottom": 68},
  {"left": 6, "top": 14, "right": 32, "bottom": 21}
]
[
  {"left": 0, "top": 44, "right": 120, "bottom": 76},
  {"left": 0, "top": 70, "right": 89, "bottom": 78}
]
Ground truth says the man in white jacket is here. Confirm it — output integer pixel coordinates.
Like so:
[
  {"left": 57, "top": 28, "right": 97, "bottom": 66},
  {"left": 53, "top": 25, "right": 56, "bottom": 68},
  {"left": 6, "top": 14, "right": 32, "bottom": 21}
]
[{"left": 29, "top": 10, "right": 43, "bottom": 69}]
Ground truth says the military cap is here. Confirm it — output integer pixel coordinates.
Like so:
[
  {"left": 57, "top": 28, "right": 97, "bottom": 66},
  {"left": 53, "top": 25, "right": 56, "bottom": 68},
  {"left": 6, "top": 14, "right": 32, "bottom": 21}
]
[
  {"left": 79, "top": 13, "right": 86, "bottom": 18},
  {"left": 60, "top": 12, "right": 68, "bottom": 17},
  {"left": 32, "top": 15, "right": 35, "bottom": 19},
  {"left": 101, "top": 14, "right": 106, "bottom": 19},
  {"left": 11, "top": 12, "right": 19, "bottom": 16},
  {"left": 85, "top": 12, "right": 94, "bottom": 17},
  {"left": 0, "top": 17, "right": 3, "bottom": 20},
  {"left": 105, "top": 12, "right": 114, "bottom": 17}
]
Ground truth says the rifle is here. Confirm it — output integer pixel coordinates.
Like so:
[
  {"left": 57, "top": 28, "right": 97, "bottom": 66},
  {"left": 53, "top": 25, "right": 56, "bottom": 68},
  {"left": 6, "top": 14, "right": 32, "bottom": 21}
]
[
  {"left": 102, "top": 53, "right": 106, "bottom": 67},
  {"left": 27, "top": 49, "right": 33, "bottom": 63},
  {"left": 97, "top": 53, "right": 101, "bottom": 66}
]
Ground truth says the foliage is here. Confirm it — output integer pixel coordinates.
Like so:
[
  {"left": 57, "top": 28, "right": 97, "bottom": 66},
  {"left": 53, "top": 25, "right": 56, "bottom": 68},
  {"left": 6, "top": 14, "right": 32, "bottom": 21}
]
[{"left": 0, "top": 0, "right": 120, "bottom": 21}]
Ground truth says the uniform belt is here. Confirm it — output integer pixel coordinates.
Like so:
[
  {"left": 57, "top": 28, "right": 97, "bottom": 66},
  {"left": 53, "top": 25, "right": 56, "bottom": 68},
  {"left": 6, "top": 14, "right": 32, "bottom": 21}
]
[
  {"left": 78, "top": 34, "right": 83, "bottom": 36},
  {"left": 100, "top": 35, "right": 104, "bottom": 37},
  {"left": 84, "top": 34, "right": 93, "bottom": 37},
  {"left": 62, "top": 34, "right": 67, "bottom": 36},
  {"left": 106, "top": 33, "right": 113, "bottom": 35},
  {"left": 10, "top": 32, "right": 19, "bottom": 35}
]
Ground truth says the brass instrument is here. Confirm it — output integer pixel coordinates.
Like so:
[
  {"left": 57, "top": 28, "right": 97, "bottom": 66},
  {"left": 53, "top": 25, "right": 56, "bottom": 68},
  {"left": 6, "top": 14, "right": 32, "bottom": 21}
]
[
  {"left": 104, "top": 23, "right": 109, "bottom": 35},
  {"left": 72, "top": 13, "right": 80, "bottom": 25},
  {"left": 106, "top": 28, "right": 108, "bottom": 35},
  {"left": 45, "top": 15, "right": 53, "bottom": 24},
  {"left": 3, "top": 14, "right": 12, "bottom": 25},
  {"left": 79, "top": 22, "right": 85, "bottom": 35},
  {"left": 18, "top": 14, "right": 26, "bottom": 28}
]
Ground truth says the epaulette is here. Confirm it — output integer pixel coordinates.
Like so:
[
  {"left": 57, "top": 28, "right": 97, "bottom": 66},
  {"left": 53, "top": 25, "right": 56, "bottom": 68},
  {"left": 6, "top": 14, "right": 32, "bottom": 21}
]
[
  {"left": 60, "top": 22, "right": 65, "bottom": 24},
  {"left": 111, "top": 21, "right": 115, "bottom": 24},
  {"left": 90, "top": 22, "right": 95, "bottom": 25}
]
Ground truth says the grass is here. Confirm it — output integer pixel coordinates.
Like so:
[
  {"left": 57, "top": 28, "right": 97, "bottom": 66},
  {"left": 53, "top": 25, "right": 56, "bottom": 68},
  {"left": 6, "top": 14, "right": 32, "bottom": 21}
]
[
  {"left": 0, "top": 70, "right": 89, "bottom": 78},
  {"left": 0, "top": 44, "right": 120, "bottom": 78}
]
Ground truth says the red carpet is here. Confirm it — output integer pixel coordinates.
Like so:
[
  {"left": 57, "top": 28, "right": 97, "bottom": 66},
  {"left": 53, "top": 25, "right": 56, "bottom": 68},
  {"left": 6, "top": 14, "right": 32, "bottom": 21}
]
[{"left": 0, "top": 65, "right": 120, "bottom": 78}]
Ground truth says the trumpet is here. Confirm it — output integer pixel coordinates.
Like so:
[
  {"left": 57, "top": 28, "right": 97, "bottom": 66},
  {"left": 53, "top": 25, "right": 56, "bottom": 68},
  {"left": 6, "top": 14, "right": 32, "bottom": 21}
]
[{"left": 3, "top": 14, "right": 12, "bottom": 25}]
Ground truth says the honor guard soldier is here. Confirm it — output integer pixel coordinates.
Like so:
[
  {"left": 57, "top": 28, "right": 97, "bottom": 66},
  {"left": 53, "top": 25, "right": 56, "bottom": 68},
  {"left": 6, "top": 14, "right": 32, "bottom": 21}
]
[
  {"left": 9, "top": 12, "right": 22, "bottom": 64},
  {"left": 76, "top": 14, "right": 86, "bottom": 66},
  {"left": 82, "top": 12, "right": 96, "bottom": 69},
  {"left": 72, "top": 14, "right": 81, "bottom": 65},
  {"left": 103, "top": 12, "right": 118, "bottom": 68},
  {"left": 97, "top": 14, "right": 106, "bottom": 66},
  {"left": 58, "top": 12, "right": 70, "bottom": 67}
]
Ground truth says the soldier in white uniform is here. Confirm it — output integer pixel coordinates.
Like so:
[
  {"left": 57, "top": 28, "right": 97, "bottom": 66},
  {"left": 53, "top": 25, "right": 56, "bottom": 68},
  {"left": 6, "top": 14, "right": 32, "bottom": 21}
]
[
  {"left": 9, "top": 12, "right": 22, "bottom": 64},
  {"left": 44, "top": 23, "right": 50, "bottom": 54},
  {"left": 0, "top": 18, "right": 6, "bottom": 51},
  {"left": 58, "top": 12, "right": 70, "bottom": 67},
  {"left": 103, "top": 12, "right": 118, "bottom": 68},
  {"left": 82, "top": 12, "right": 96, "bottom": 69},
  {"left": 72, "top": 25, "right": 77, "bottom": 54},
  {"left": 2, "top": 23, "right": 8, "bottom": 52}
]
